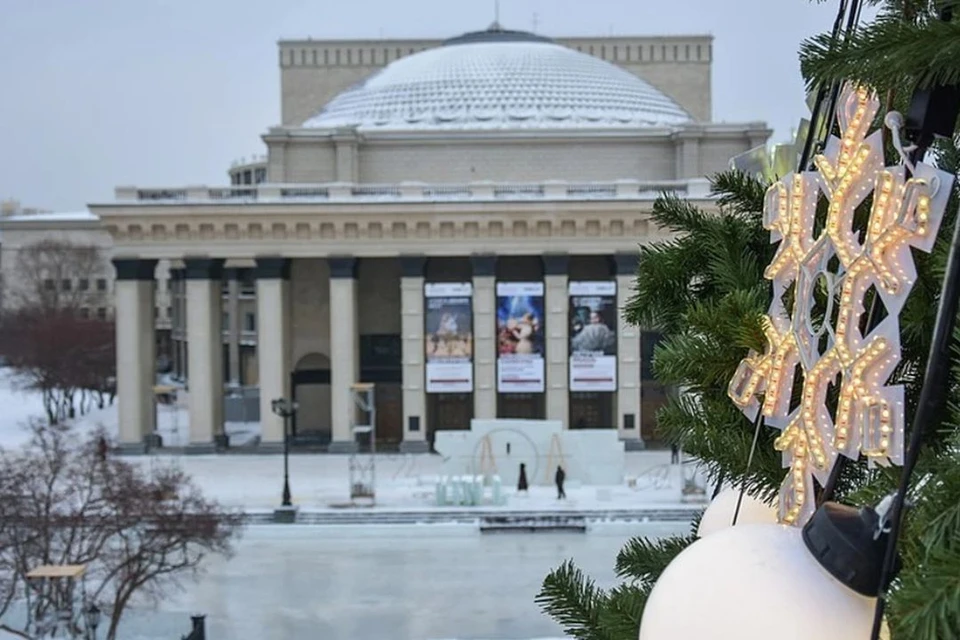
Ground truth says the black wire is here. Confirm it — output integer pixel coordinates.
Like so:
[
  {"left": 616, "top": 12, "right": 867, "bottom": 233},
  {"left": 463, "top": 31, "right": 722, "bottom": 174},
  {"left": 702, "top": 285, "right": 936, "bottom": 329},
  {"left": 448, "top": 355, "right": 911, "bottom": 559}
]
[
  {"left": 798, "top": 0, "right": 851, "bottom": 171},
  {"left": 870, "top": 178, "right": 960, "bottom": 640},
  {"left": 732, "top": 0, "right": 857, "bottom": 525}
]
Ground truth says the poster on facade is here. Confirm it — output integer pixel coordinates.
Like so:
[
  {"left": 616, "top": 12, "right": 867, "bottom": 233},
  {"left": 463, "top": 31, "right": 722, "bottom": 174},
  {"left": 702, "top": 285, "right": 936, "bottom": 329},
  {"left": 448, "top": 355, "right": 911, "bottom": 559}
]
[
  {"left": 424, "top": 282, "right": 474, "bottom": 393},
  {"left": 496, "top": 282, "right": 546, "bottom": 393},
  {"left": 569, "top": 281, "right": 618, "bottom": 392}
]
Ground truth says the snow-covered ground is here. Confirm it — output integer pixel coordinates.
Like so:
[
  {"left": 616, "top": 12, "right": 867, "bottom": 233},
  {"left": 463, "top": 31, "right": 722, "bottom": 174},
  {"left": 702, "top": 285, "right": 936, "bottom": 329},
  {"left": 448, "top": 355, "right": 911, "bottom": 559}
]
[
  {"left": 1, "top": 524, "right": 689, "bottom": 640},
  {"left": 0, "top": 368, "right": 705, "bottom": 512},
  {"left": 0, "top": 369, "right": 698, "bottom": 639}
]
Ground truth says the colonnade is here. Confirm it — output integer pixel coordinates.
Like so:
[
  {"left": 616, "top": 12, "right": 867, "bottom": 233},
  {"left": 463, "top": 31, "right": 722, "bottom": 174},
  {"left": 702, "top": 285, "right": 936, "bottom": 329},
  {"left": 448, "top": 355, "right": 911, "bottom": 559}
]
[{"left": 113, "top": 253, "right": 645, "bottom": 452}]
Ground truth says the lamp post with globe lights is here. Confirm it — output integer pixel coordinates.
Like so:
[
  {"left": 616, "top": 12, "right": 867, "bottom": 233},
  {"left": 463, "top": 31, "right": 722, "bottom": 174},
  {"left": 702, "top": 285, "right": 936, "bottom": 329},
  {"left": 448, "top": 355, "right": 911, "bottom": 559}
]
[{"left": 271, "top": 397, "right": 298, "bottom": 508}]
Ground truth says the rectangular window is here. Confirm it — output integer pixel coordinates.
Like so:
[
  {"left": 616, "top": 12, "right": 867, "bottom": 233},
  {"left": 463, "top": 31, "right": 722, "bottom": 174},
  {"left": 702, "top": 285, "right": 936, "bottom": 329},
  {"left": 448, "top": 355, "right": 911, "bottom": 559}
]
[
  {"left": 79, "top": 278, "right": 89, "bottom": 291},
  {"left": 96, "top": 278, "right": 107, "bottom": 291},
  {"left": 44, "top": 278, "right": 55, "bottom": 291},
  {"left": 96, "top": 307, "right": 107, "bottom": 320},
  {"left": 167, "top": 306, "right": 172, "bottom": 319},
  {"left": 79, "top": 308, "right": 90, "bottom": 319},
  {"left": 61, "top": 279, "right": 72, "bottom": 291},
  {"left": 222, "top": 312, "right": 229, "bottom": 330},
  {"left": 244, "top": 312, "right": 256, "bottom": 332}
]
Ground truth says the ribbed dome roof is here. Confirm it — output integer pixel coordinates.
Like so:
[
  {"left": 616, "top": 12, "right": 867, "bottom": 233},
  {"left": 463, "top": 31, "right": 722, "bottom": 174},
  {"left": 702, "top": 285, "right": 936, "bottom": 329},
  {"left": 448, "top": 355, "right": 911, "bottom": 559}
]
[{"left": 303, "top": 27, "right": 693, "bottom": 132}]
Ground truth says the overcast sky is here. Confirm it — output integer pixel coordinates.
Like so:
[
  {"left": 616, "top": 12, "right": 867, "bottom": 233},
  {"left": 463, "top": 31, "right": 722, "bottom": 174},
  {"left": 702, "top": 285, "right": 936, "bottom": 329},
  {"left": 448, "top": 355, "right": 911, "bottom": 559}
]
[{"left": 0, "top": 0, "right": 865, "bottom": 212}]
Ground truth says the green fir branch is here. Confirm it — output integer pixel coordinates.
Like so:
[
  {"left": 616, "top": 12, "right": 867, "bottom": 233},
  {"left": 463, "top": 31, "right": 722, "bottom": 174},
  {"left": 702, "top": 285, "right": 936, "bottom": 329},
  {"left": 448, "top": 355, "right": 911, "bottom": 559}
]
[
  {"left": 890, "top": 539, "right": 960, "bottom": 639},
  {"left": 536, "top": 560, "right": 612, "bottom": 640},
  {"left": 614, "top": 535, "right": 696, "bottom": 585},
  {"left": 799, "top": 14, "right": 960, "bottom": 92},
  {"left": 709, "top": 170, "right": 769, "bottom": 216},
  {"left": 597, "top": 584, "right": 650, "bottom": 640}
]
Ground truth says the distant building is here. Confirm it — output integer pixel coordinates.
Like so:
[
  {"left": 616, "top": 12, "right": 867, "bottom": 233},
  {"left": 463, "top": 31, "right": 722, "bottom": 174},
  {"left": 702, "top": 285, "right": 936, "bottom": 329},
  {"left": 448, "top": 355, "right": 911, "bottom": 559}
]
[{"left": 3, "top": 25, "right": 771, "bottom": 454}]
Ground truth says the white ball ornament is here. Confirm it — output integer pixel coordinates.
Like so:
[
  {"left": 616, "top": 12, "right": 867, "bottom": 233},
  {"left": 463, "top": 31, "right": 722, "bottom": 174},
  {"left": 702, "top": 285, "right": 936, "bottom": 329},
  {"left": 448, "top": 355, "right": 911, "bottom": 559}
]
[
  {"left": 639, "top": 524, "right": 881, "bottom": 640},
  {"left": 696, "top": 487, "right": 778, "bottom": 538}
]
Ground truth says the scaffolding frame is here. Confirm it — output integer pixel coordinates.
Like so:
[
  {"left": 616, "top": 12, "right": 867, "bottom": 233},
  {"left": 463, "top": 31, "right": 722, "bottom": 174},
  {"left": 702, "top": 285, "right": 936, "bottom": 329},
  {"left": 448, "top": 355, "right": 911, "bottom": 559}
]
[{"left": 349, "top": 383, "right": 376, "bottom": 506}]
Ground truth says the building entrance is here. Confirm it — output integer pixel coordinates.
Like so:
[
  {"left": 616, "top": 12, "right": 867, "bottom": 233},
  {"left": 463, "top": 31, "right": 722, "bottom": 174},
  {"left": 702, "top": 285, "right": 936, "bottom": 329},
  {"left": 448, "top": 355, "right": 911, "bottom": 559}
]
[
  {"left": 498, "top": 393, "right": 544, "bottom": 420},
  {"left": 290, "top": 353, "right": 331, "bottom": 444}
]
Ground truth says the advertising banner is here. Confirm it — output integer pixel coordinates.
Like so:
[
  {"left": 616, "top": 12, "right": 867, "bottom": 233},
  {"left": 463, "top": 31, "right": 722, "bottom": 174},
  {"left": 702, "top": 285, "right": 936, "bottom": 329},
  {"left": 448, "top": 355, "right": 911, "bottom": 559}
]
[
  {"left": 424, "top": 282, "right": 473, "bottom": 393},
  {"left": 569, "top": 281, "right": 618, "bottom": 392},
  {"left": 496, "top": 282, "right": 546, "bottom": 393}
]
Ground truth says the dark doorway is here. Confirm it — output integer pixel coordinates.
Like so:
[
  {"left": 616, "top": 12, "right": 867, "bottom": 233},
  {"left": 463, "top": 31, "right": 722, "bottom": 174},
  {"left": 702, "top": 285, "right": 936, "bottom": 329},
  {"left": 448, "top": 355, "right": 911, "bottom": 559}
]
[
  {"left": 360, "top": 334, "right": 403, "bottom": 449},
  {"left": 290, "top": 353, "right": 331, "bottom": 444},
  {"left": 570, "top": 392, "right": 614, "bottom": 428},
  {"left": 427, "top": 393, "right": 472, "bottom": 445},
  {"left": 498, "top": 393, "right": 545, "bottom": 420},
  {"left": 641, "top": 332, "right": 670, "bottom": 446}
]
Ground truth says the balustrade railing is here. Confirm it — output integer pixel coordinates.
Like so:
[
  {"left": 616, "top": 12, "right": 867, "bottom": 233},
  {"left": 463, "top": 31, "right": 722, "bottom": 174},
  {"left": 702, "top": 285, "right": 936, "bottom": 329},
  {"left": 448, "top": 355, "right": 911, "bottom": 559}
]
[{"left": 115, "top": 179, "right": 709, "bottom": 204}]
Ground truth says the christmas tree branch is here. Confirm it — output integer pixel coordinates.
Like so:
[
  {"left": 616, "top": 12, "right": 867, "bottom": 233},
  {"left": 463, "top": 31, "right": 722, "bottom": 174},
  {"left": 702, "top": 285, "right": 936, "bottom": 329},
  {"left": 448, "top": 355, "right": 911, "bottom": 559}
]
[{"left": 536, "top": 560, "right": 612, "bottom": 640}]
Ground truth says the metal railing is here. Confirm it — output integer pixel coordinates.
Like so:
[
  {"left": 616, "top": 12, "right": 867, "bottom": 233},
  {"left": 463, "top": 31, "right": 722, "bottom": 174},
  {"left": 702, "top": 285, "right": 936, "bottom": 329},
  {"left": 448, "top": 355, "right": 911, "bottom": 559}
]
[{"left": 115, "top": 178, "right": 712, "bottom": 204}]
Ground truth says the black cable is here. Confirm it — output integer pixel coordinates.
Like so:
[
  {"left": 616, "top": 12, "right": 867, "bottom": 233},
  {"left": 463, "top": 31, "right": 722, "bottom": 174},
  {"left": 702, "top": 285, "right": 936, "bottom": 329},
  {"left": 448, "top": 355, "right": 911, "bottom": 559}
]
[
  {"left": 870, "top": 184, "right": 960, "bottom": 640},
  {"left": 733, "top": 0, "right": 857, "bottom": 524},
  {"left": 798, "top": 0, "right": 851, "bottom": 171}
]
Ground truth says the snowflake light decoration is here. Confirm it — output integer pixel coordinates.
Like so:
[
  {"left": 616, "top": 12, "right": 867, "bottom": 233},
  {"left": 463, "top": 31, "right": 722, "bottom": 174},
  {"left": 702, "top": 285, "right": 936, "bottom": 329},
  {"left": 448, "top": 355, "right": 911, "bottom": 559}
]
[{"left": 727, "top": 84, "right": 956, "bottom": 526}]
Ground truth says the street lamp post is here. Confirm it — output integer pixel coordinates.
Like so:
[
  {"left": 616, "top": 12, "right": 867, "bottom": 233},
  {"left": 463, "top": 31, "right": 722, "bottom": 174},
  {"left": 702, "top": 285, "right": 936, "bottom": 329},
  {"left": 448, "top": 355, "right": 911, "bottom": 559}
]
[
  {"left": 84, "top": 603, "right": 101, "bottom": 639},
  {"left": 271, "top": 398, "right": 298, "bottom": 508}
]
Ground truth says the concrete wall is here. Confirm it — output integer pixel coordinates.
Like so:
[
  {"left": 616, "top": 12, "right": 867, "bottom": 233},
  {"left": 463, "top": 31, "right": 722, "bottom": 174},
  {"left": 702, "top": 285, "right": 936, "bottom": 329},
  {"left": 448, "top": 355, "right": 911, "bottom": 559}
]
[
  {"left": 278, "top": 35, "right": 713, "bottom": 126},
  {"left": 261, "top": 130, "right": 767, "bottom": 185}
]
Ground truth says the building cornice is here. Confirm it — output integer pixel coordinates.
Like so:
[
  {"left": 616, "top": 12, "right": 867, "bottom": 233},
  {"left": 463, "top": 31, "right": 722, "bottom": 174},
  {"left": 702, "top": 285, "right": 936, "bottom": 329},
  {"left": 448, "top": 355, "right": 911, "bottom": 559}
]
[
  {"left": 277, "top": 34, "right": 714, "bottom": 47},
  {"left": 106, "top": 178, "right": 712, "bottom": 206},
  {"left": 263, "top": 122, "right": 769, "bottom": 143}
]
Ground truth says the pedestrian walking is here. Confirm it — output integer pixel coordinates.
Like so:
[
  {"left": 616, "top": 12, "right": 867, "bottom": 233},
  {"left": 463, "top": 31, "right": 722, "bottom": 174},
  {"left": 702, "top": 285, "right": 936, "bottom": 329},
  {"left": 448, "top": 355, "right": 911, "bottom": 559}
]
[
  {"left": 671, "top": 443, "right": 680, "bottom": 465},
  {"left": 555, "top": 465, "right": 566, "bottom": 500},
  {"left": 517, "top": 462, "right": 529, "bottom": 493}
]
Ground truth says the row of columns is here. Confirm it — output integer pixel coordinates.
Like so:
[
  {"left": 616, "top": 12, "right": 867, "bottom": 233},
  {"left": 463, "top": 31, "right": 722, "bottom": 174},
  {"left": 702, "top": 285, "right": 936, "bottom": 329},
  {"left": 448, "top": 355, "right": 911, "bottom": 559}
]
[{"left": 114, "top": 252, "right": 643, "bottom": 452}]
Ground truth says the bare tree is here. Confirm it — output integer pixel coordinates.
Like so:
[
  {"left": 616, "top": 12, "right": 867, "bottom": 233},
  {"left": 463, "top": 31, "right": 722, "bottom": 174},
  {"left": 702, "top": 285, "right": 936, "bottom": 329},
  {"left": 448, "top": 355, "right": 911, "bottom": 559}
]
[
  {"left": 0, "top": 310, "right": 116, "bottom": 423},
  {"left": 0, "top": 422, "right": 243, "bottom": 640},
  {"left": 10, "top": 239, "right": 106, "bottom": 312}
]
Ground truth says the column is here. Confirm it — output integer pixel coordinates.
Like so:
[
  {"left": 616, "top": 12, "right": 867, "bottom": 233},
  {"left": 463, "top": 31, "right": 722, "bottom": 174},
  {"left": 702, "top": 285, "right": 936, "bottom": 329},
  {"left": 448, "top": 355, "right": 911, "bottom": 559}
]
[
  {"left": 327, "top": 256, "right": 359, "bottom": 453},
  {"left": 399, "top": 256, "right": 428, "bottom": 453},
  {"left": 471, "top": 254, "right": 496, "bottom": 419},
  {"left": 113, "top": 259, "right": 158, "bottom": 452},
  {"left": 169, "top": 268, "right": 182, "bottom": 378},
  {"left": 184, "top": 258, "right": 225, "bottom": 451},
  {"left": 615, "top": 252, "right": 644, "bottom": 449},
  {"left": 225, "top": 268, "right": 241, "bottom": 385},
  {"left": 543, "top": 254, "right": 569, "bottom": 426},
  {"left": 255, "top": 258, "right": 292, "bottom": 449},
  {"left": 176, "top": 270, "right": 188, "bottom": 380}
]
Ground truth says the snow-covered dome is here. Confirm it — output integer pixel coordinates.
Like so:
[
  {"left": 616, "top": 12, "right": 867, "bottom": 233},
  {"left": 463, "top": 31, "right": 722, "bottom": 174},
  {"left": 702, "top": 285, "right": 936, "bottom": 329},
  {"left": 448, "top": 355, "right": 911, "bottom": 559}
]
[{"left": 303, "top": 26, "right": 693, "bottom": 132}]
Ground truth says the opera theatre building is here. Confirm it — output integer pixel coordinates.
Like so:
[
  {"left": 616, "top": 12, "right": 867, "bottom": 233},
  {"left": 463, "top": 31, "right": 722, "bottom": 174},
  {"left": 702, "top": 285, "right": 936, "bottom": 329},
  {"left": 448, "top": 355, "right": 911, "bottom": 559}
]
[{"left": 87, "top": 26, "right": 770, "bottom": 453}]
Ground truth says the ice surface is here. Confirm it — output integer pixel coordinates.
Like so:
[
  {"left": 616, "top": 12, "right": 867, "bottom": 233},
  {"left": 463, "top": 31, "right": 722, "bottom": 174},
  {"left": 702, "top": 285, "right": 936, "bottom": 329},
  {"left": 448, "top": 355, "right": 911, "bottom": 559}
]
[{"left": 2, "top": 524, "right": 688, "bottom": 640}]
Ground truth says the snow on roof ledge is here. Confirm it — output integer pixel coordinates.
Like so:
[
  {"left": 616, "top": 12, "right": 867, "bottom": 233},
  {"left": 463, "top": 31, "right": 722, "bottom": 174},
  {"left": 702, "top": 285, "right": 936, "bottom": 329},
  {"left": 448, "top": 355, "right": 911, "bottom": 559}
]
[{"left": 1, "top": 211, "right": 99, "bottom": 223}]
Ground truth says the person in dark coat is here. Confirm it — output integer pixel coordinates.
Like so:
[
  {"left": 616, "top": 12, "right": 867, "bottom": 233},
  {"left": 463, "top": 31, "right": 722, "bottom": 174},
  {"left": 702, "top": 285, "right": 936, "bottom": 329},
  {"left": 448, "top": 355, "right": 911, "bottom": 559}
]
[
  {"left": 671, "top": 443, "right": 680, "bottom": 465},
  {"left": 555, "top": 465, "right": 567, "bottom": 500},
  {"left": 97, "top": 436, "right": 109, "bottom": 462},
  {"left": 517, "top": 463, "right": 529, "bottom": 493}
]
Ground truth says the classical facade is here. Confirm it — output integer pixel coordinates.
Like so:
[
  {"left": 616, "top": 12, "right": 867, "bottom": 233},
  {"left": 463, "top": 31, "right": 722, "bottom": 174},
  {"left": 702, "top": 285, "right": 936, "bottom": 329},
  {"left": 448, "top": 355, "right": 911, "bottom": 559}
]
[{"left": 32, "top": 26, "right": 770, "bottom": 454}]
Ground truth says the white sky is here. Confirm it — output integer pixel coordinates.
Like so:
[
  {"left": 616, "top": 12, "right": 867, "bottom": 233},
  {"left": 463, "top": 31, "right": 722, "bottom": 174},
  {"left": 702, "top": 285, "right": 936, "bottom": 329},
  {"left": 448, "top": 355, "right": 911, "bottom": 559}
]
[{"left": 0, "top": 0, "right": 866, "bottom": 211}]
